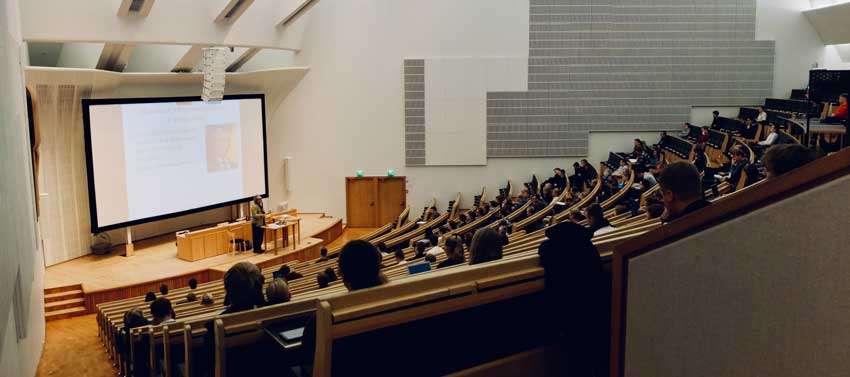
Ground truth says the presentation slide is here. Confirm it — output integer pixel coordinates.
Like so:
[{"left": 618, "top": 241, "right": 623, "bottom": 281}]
[{"left": 84, "top": 96, "right": 267, "bottom": 231}]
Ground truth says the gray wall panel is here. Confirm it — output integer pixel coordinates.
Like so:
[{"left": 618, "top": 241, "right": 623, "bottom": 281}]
[{"left": 486, "top": 0, "right": 773, "bottom": 157}]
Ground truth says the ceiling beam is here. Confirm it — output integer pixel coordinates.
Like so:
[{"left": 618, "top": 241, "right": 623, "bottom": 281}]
[
  {"left": 117, "top": 0, "right": 156, "bottom": 17},
  {"left": 96, "top": 43, "right": 135, "bottom": 72},
  {"left": 214, "top": 0, "right": 255, "bottom": 24},
  {"left": 172, "top": 45, "right": 206, "bottom": 72},
  {"left": 277, "top": 0, "right": 320, "bottom": 27},
  {"left": 226, "top": 48, "right": 261, "bottom": 72}
]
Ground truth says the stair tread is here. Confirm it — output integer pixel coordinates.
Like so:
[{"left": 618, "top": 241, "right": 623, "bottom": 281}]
[
  {"left": 45, "top": 290, "right": 83, "bottom": 299},
  {"left": 45, "top": 297, "right": 85, "bottom": 309},
  {"left": 45, "top": 306, "right": 86, "bottom": 316}
]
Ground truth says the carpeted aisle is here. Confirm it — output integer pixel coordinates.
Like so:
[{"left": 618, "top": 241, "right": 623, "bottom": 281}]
[{"left": 37, "top": 314, "right": 114, "bottom": 377}]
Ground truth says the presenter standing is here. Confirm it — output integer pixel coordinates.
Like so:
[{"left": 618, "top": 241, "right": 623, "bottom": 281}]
[{"left": 251, "top": 196, "right": 265, "bottom": 253}]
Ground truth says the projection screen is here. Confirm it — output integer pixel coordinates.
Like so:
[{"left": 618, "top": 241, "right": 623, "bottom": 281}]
[{"left": 82, "top": 94, "right": 268, "bottom": 233}]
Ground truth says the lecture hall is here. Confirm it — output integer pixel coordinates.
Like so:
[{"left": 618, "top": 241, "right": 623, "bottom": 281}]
[{"left": 3, "top": 0, "right": 850, "bottom": 376}]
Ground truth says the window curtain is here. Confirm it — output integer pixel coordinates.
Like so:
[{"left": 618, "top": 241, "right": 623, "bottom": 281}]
[{"left": 35, "top": 84, "right": 93, "bottom": 266}]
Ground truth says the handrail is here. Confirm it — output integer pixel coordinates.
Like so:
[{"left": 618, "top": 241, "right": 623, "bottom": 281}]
[{"left": 610, "top": 147, "right": 850, "bottom": 377}]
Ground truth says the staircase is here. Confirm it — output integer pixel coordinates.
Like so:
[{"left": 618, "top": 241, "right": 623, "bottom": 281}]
[{"left": 44, "top": 284, "right": 87, "bottom": 321}]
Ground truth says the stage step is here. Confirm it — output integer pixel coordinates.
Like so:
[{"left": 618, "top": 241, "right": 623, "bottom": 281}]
[
  {"left": 45, "top": 289, "right": 84, "bottom": 303},
  {"left": 45, "top": 306, "right": 87, "bottom": 321},
  {"left": 45, "top": 297, "right": 86, "bottom": 311},
  {"left": 44, "top": 283, "right": 83, "bottom": 295},
  {"left": 44, "top": 283, "right": 87, "bottom": 321}
]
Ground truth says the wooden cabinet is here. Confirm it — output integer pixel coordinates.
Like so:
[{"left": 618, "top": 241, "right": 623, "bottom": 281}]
[{"left": 346, "top": 176, "right": 406, "bottom": 227}]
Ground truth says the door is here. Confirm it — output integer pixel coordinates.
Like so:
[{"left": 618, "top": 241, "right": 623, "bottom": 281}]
[
  {"left": 346, "top": 177, "right": 378, "bottom": 227},
  {"left": 377, "top": 177, "right": 406, "bottom": 226}
]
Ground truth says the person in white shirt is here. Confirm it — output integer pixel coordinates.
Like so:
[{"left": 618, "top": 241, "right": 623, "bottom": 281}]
[
  {"left": 758, "top": 123, "right": 779, "bottom": 146},
  {"left": 756, "top": 106, "right": 768, "bottom": 122},
  {"left": 611, "top": 159, "right": 629, "bottom": 178},
  {"left": 585, "top": 203, "right": 616, "bottom": 236}
]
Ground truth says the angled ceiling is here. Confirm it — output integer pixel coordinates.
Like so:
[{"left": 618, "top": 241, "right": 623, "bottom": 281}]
[{"left": 805, "top": 2, "right": 850, "bottom": 45}]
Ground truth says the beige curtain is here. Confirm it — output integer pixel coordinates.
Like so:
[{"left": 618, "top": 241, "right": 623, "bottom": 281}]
[{"left": 35, "top": 84, "right": 93, "bottom": 266}]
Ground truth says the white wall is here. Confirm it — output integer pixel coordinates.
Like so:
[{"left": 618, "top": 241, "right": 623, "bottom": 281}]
[
  {"left": 267, "top": 0, "right": 716, "bottom": 219},
  {"left": 0, "top": 0, "right": 45, "bottom": 375}
]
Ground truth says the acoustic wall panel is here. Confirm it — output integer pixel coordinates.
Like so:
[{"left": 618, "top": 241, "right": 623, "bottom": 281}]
[
  {"left": 486, "top": 0, "right": 775, "bottom": 158},
  {"left": 405, "top": 57, "right": 528, "bottom": 166},
  {"left": 404, "top": 59, "right": 426, "bottom": 166}
]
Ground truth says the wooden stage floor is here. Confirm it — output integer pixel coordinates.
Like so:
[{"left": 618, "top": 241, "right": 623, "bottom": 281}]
[{"left": 45, "top": 213, "right": 341, "bottom": 292}]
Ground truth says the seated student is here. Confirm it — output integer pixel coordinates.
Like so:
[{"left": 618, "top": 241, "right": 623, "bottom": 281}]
[
  {"left": 763, "top": 144, "right": 816, "bottom": 179},
  {"left": 758, "top": 123, "right": 779, "bottom": 146},
  {"left": 696, "top": 126, "right": 710, "bottom": 145},
  {"left": 537, "top": 222, "right": 607, "bottom": 376},
  {"left": 469, "top": 228, "right": 503, "bottom": 265},
  {"left": 528, "top": 194, "right": 546, "bottom": 213},
  {"left": 629, "top": 138, "right": 646, "bottom": 158},
  {"left": 756, "top": 105, "right": 768, "bottom": 122},
  {"left": 541, "top": 182, "right": 555, "bottom": 203},
  {"left": 569, "top": 211, "right": 586, "bottom": 224},
  {"left": 740, "top": 118, "right": 757, "bottom": 140},
  {"left": 710, "top": 110, "right": 721, "bottom": 128},
  {"left": 159, "top": 284, "right": 169, "bottom": 296},
  {"left": 611, "top": 159, "right": 629, "bottom": 178},
  {"left": 188, "top": 278, "right": 198, "bottom": 290},
  {"left": 408, "top": 239, "right": 430, "bottom": 261},
  {"left": 316, "top": 247, "right": 330, "bottom": 262},
  {"left": 750, "top": 123, "right": 779, "bottom": 159},
  {"left": 121, "top": 308, "right": 151, "bottom": 376},
  {"left": 571, "top": 162, "right": 585, "bottom": 189},
  {"left": 144, "top": 291, "right": 156, "bottom": 302},
  {"left": 425, "top": 230, "right": 445, "bottom": 258},
  {"left": 727, "top": 145, "right": 750, "bottom": 191},
  {"left": 457, "top": 212, "right": 470, "bottom": 226},
  {"left": 265, "top": 278, "right": 291, "bottom": 305},
  {"left": 186, "top": 292, "right": 198, "bottom": 303},
  {"left": 524, "top": 205, "right": 547, "bottom": 233},
  {"left": 646, "top": 203, "right": 665, "bottom": 219},
  {"left": 150, "top": 297, "right": 176, "bottom": 325},
  {"left": 580, "top": 159, "right": 598, "bottom": 183},
  {"left": 692, "top": 143, "right": 717, "bottom": 195},
  {"left": 316, "top": 272, "right": 330, "bottom": 289},
  {"left": 585, "top": 203, "right": 615, "bottom": 236},
  {"left": 337, "top": 240, "right": 386, "bottom": 291},
  {"left": 514, "top": 188, "right": 529, "bottom": 207},
  {"left": 221, "top": 262, "right": 266, "bottom": 314},
  {"left": 201, "top": 293, "right": 215, "bottom": 306},
  {"left": 823, "top": 93, "right": 848, "bottom": 124},
  {"left": 323, "top": 267, "right": 338, "bottom": 282},
  {"left": 278, "top": 264, "right": 303, "bottom": 281},
  {"left": 657, "top": 161, "right": 711, "bottom": 223},
  {"left": 437, "top": 236, "right": 465, "bottom": 268},
  {"left": 544, "top": 168, "right": 568, "bottom": 191}
]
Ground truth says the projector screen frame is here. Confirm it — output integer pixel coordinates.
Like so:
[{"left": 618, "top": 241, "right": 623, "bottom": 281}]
[{"left": 81, "top": 93, "right": 269, "bottom": 233}]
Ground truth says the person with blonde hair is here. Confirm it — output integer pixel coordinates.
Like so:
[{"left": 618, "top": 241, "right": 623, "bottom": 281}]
[
  {"left": 468, "top": 228, "right": 503, "bottom": 265},
  {"left": 265, "top": 278, "right": 291, "bottom": 305}
]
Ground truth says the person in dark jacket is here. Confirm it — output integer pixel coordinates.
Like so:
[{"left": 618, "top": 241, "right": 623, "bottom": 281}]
[
  {"left": 544, "top": 168, "right": 568, "bottom": 191},
  {"left": 538, "top": 222, "right": 608, "bottom": 377},
  {"left": 727, "top": 145, "right": 750, "bottom": 191},
  {"left": 657, "top": 161, "right": 710, "bottom": 223}
]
